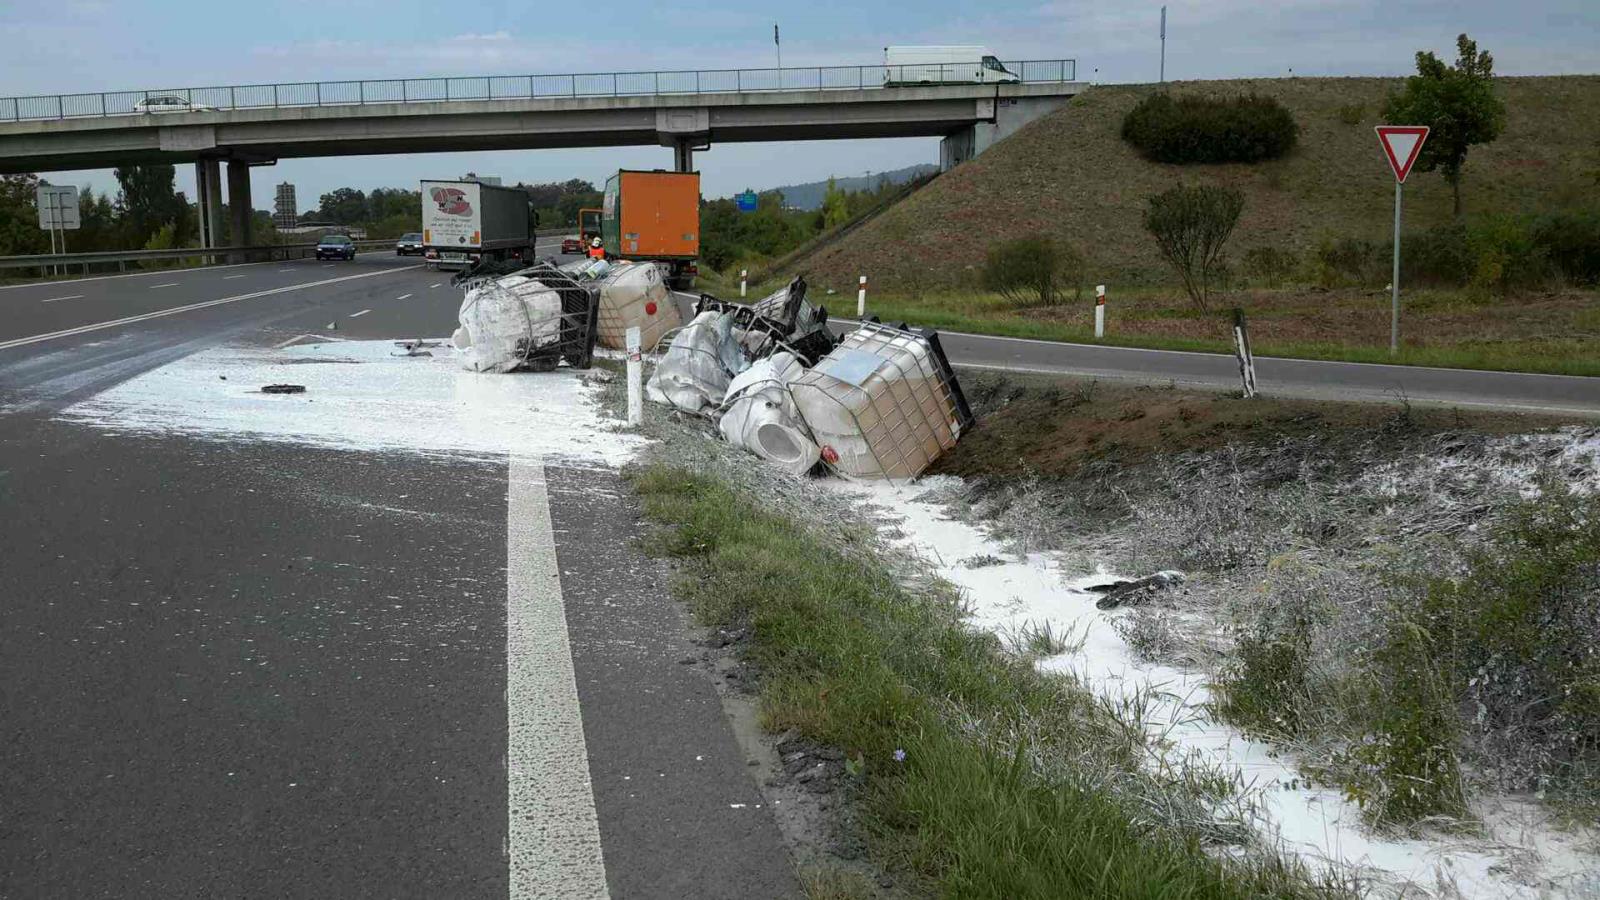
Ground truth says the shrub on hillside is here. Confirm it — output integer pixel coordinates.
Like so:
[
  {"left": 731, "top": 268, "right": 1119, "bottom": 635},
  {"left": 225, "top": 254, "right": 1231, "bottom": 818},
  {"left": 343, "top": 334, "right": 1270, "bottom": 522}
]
[
  {"left": 1241, "top": 245, "right": 1297, "bottom": 287},
  {"left": 981, "top": 234, "right": 1084, "bottom": 307},
  {"left": 1121, "top": 93, "right": 1299, "bottom": 165},
  {"left": 1314, "top": 237, "right": 1388, "bottom": 288},
  {"left": 1144, "top": 184, "right": 1245, "bottom": 310},
  {"left": 1532, "top": 209, "right": 1600, "bottom": 286}
]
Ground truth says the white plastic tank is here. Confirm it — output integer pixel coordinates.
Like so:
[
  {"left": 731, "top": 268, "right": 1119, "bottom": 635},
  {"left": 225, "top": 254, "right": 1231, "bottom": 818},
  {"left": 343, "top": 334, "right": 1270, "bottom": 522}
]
[
  {"left": 789, "top": 324, "right": 962, "bottom": 479},
  {"left": 596, "top": 262, "right": 680, "bottom": 351}
]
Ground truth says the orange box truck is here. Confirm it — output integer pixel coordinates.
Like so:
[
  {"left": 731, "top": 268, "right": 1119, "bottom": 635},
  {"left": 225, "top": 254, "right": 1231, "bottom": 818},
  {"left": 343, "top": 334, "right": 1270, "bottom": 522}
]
[{"left": 601, "top": 170, "right": 699, "bottom": 289}]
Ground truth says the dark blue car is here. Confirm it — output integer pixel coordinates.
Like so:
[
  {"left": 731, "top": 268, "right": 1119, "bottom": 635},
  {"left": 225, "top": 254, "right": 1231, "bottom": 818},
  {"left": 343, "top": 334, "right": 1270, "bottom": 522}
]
[{"left": 315, "top": 234, "right": 356, "bottom": 260}]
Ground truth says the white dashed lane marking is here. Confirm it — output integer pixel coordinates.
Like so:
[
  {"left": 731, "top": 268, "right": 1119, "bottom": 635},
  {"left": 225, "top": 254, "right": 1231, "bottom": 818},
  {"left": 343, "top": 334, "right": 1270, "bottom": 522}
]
[
  {"left": 396, "top": 293, "right": 413, "bottom": 300},
  {"left": 41, "top": 294, "right": 84, "bottom": 303},
  {"left": 348, "top": 309, "right": 371, "bottom": 318},
  {"left": 149, "top": 283, "right": 179, "bottom": 289}
]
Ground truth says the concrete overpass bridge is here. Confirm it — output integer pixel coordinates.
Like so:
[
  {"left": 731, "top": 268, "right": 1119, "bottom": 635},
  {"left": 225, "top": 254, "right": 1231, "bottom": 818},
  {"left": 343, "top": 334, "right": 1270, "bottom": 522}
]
[{"left": 0, "top": 61, "right": 1081, "bottom": 252}]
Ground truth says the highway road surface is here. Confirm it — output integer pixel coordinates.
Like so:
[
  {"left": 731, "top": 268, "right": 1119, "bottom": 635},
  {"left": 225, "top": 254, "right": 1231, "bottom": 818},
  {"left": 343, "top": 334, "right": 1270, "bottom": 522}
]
[{"left": 0, "top": 246, "right": 799, "bottom": 898}]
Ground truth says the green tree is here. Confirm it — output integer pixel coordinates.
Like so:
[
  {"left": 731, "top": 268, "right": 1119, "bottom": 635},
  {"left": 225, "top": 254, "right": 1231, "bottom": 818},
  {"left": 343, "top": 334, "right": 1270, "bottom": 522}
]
[
  {"left": 114, "top": 164, "right": 185, "bottom": 247},
  {"left": 1383, "top": 34, "right": 1506, "bottom": 217},
  {"left": 318, "top": 187, "right": 369, "bottom": 225},
  {"left": 1144, "top": 183, "right": 1245, "bottom": 311},
  {"left": 0, "top": 173, "right": 50, "bottom": 255},
  {"left": 821, "top": 177, "right": 851, "bottom": 230}
]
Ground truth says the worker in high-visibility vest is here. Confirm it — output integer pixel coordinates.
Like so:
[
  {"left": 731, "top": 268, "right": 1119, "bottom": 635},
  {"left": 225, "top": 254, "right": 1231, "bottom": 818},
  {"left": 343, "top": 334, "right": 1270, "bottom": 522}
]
[{"left": 588, "top": 236, "right": 605, "bottom": 260}]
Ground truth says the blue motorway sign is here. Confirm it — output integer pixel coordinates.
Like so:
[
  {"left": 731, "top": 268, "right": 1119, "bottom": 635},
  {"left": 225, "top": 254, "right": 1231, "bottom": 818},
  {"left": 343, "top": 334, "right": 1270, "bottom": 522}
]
[{"left": 735, "top": 191, "right": 758, "bottom": 212}]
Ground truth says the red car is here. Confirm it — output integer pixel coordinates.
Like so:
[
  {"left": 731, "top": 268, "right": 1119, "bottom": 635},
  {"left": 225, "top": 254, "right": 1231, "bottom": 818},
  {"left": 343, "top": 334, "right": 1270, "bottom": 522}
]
[{"left": 561, "top": 236, "right": 582, "bottom": 254}]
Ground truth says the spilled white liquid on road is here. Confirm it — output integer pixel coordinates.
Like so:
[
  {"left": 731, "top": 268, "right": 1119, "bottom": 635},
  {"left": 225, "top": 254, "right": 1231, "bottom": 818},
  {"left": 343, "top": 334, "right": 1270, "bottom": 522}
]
[
  {"left": 833, "top": 476, "right": 1600, "bottom": 900},
  {"left": 57, "top": 338, "right": 647, "bottom": 467}
]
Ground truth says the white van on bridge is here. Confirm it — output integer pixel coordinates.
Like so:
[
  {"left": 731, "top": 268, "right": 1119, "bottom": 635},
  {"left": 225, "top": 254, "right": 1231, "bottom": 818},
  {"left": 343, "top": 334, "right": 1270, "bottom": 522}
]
[{"left": 883, "top": 46, "right": 1020, "bottom": 86}]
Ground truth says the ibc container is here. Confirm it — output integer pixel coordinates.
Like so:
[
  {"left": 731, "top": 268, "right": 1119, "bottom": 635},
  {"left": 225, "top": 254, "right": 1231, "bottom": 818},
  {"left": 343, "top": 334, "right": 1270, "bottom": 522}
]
[{"left": 595, "top": 262, "right": 680, "bottom": 351}]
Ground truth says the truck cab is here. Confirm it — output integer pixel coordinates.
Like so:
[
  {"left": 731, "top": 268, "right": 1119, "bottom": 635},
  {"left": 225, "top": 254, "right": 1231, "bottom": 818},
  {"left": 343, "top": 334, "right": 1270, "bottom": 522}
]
[{"left": 883, "top": 46, "right": 1019, "bottom": 85}]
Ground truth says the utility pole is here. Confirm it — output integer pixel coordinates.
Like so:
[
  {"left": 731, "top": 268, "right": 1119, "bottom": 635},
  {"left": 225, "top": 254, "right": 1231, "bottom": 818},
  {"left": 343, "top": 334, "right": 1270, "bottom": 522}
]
[
  {"left": 774, "top": 23, "right": 781, "bottom": 71},
  {"left": 1159, "top": 6, "right": 1167, "bottom": 83}
]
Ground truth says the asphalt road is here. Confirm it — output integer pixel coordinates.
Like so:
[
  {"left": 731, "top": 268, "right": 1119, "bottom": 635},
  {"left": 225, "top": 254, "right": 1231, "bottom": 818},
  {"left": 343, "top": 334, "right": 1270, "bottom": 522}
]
[
  {"left": 0, "top": 245, "right": 800, "bottom": 898},
  {"left": 929, "top": 330, "right": 1600, "bottom": 418}
]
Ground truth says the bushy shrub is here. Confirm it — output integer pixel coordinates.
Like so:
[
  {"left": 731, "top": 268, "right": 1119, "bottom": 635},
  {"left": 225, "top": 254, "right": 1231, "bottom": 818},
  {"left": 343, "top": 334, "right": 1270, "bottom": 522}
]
[
  {"left": 1401, "top": 222, "right": 1473, "bottom": 286},
  {"left": 1314, "top": 237, "right": 1388, "bottom": 288},
  {"left": 1466, "top": 214, "right": 1552, "bottom": 294},
  {"left": 981, "top": 234, "right": 1084, "bottom": 307},
  {"left": 1531, "top": 209, "right": 1600, "bottom": 286},
  {"left": 1242, "top": 245, "right": 1297, "bottom": 287},
  {"left": 1143, "top": 184, "right": 1245, "bottom": 310},
  {"left": 1416, "top": 487, "right": 1600, "bottom": 804},
  {"left": 1121, "top": 93, "right": 1299, "bottom": 164},
  {"left": 1334, "top": 103, "right": 1365, "bottom": 126}
]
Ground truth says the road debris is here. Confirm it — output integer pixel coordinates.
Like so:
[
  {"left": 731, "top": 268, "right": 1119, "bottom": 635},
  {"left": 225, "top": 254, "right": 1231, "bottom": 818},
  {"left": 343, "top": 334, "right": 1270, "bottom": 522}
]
[
  {"left": 451, "top": 261, "right": 598, "bottom": 373},
  {"left": 260, "top": 384, "right": 305, "bottom": 394},
  {"left": 643, "top": 276, "right": 973, "bottom": 479},
  {"left": 594, "top": 261, "right": 680, "bottom": 353},
  {"left": 1085, "top": 570, "right": 1185, "bottom": 609}
]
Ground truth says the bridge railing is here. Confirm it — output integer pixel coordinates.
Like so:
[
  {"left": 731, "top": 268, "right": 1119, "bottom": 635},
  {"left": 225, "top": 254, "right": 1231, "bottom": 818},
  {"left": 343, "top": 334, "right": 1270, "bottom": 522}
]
[{"left": 0, "top": 60, "right": 1076, "bottom": 122}]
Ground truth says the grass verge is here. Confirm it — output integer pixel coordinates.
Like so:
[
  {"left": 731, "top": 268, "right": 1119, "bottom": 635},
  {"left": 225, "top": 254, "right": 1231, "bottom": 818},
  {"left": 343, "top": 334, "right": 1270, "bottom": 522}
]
[{"left": 629, "top": 463, "right": 1343, "bottom": 898}]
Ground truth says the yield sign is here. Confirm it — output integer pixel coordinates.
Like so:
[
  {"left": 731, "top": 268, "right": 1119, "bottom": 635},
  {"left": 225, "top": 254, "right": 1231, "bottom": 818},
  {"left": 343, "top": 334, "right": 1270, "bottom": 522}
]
[{"left": 1375, "top": 125, "right": 1430, "bottom": 183}]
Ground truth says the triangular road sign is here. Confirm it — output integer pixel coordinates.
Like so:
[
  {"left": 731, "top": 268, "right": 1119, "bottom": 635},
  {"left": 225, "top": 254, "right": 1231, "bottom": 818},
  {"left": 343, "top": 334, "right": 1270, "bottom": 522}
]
[{"left": 1375, "top": 125, "right": 1430, "bottom": 183}]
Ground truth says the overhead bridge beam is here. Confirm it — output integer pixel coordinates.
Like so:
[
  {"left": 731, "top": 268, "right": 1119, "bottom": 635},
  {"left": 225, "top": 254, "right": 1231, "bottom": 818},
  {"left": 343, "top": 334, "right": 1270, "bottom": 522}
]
[{"left": 0, "top": 83, "right": 1083, "bottom": 175}]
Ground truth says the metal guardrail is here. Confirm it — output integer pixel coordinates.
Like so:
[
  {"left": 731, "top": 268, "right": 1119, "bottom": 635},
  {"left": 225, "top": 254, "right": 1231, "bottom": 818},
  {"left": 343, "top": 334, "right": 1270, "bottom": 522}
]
[
  {"left": 0, "top": 61, "right": 1076, "bottom": 122},
  {"left": 0, "top": 229, "right": 576, "bottom": 276}
]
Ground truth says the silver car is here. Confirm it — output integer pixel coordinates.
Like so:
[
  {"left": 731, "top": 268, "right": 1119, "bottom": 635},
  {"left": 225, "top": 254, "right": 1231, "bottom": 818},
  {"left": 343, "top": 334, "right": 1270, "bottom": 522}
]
[{"left": 132, "top": 94, "right": 217, "bottom": 114}]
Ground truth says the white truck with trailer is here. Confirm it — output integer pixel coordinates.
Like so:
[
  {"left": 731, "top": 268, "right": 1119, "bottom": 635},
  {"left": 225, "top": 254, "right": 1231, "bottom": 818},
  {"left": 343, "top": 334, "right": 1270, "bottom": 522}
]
[
  {"left": 882, "top": 46, "right": 1019, "bottom": 86},
  {"left": 421, "top": 179, "right": 536, "bottom": 270}
]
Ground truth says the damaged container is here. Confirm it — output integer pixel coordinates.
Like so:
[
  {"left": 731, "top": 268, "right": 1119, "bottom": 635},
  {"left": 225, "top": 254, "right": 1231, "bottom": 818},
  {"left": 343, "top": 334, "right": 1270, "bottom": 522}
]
[
  {"left": 452, "top": 262, "right": 598, "bottom": 373},
  {"left": 789, "top": 322, "right": 974, "bottom": 479},
  {"left": 595, "top": 261, "right": 681, "bottom": 352},
  {"left": 644, "top": 310, "right": 748, "bottom": 414},
  {"left": 718, "top": 351, "right": 820, "bottom": 475}
]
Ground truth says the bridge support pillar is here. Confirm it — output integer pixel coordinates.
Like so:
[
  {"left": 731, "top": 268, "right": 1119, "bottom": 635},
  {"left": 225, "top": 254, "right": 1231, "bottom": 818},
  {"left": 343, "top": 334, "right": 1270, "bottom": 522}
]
[
  {"left": 195, "top": 158, "right": 224, "bottom": 257},
  {"left": 226, "top": 160, "right": 252, "bottom": 262},
  {"left": 672, "top": 140, "right": 695, "bottom": 173},
  {"left": 940, "top": 93, "right": 1075, "bottom": 171}
]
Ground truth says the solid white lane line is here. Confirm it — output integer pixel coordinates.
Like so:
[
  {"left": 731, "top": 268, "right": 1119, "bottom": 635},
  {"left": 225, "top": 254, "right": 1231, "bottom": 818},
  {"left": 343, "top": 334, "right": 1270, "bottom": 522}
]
[
  {"left": 41, "top": 294, "right": 84, "bottom": 303},
  {"left": 149, "top": 282, "right": 179, "bottom": 289},
  {"left": 223, "top": 274, "right": 248, "bottom": 279},
  {"left": 507, "top": 458, "right": 609, "bottom": 900},
  {"left": 396, "top": 293, "right": 413, "bottom": 300},
  {"left": 348, "top": 309, "right": 371, "bottom": 318},
  {"left": 0, "top": 266, "right": 421, "bottom": 353}
]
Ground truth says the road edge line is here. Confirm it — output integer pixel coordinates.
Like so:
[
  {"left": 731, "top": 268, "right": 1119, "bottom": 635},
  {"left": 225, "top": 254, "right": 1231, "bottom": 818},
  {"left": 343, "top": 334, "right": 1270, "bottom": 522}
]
[{"left": 506, "top": 456, "right": 610, "bottom": 899}]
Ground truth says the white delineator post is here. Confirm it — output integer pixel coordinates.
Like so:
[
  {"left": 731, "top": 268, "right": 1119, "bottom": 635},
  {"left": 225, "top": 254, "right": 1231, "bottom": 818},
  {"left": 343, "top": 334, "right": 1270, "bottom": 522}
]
[
  {"left": 740, "top": 269, "right": 747, "bottom": 298},
  {"left": 857, "top": 275, "right": 867, "bottom": 317},
  {"left": 1094, "top": 284, "right": 1106, "bottom": 339},
  {"left": 625, "top": 326, "right": 642, "bottom": 426}
]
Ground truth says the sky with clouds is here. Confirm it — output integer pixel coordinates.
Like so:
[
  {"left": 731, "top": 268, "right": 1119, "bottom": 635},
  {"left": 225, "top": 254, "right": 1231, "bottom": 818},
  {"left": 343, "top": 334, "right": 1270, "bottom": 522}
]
[{"left": 3, "top": 0, "right": 1596, "bottom": 211}]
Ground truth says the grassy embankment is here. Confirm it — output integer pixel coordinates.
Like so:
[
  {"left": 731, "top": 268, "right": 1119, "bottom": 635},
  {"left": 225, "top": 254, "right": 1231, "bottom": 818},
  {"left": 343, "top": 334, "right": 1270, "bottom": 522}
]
[
  {"left": 731, "top": 75, "right": 1600, "bottom": 377},
  {"left": 629, "top": 462, "right": 1345, "bottom": 898}
]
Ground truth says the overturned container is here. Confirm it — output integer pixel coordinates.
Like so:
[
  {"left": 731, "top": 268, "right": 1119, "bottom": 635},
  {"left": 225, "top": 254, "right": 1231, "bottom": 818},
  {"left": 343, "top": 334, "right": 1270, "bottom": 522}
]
[
  {"left": 644, "top": 310, "right": 748, "bottom": 414},
  {"left": 452, "top": 262, "right": 599, "bottom": 373},
  {"left": 595, "top": 261, "right": 681, "bottom": 352},
  {"left": 789, "top": 322, "right": 973, "bottom": 479},
  {"left": 718, "top": 351, "right": 820, "bottom": 475}
]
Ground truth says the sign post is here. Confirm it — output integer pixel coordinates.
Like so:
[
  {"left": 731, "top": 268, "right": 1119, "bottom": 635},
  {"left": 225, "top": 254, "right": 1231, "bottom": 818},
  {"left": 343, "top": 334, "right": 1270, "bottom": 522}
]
[
  {"left": 1374, "top": 126, "right": 1429, "bottom": 355},
  {"left": 36, "top": 184, "right": 80, "bottom": 277}
]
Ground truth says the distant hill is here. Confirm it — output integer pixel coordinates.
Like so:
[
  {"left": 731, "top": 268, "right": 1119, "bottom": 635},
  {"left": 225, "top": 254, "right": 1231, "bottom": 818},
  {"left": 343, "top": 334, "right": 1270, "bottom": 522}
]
[
  {"left": 778, "top": 76, "right": 1600, "bottom": 292},
  {"left": 744, "top": 164, "right": 939, "bottom": 211}
]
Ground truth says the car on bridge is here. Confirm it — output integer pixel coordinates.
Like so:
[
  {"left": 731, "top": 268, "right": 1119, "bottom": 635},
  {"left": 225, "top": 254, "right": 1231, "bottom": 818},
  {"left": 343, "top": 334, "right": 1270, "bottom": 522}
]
[
  {"left": 315, "top": 235, "right": 357, "bottom": 260},
  {"left": 394, "top": 233, "right": 424, "bottom": 256},
  {"left": 131, "top": 93, "right": 216, "bottom": 114}
]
